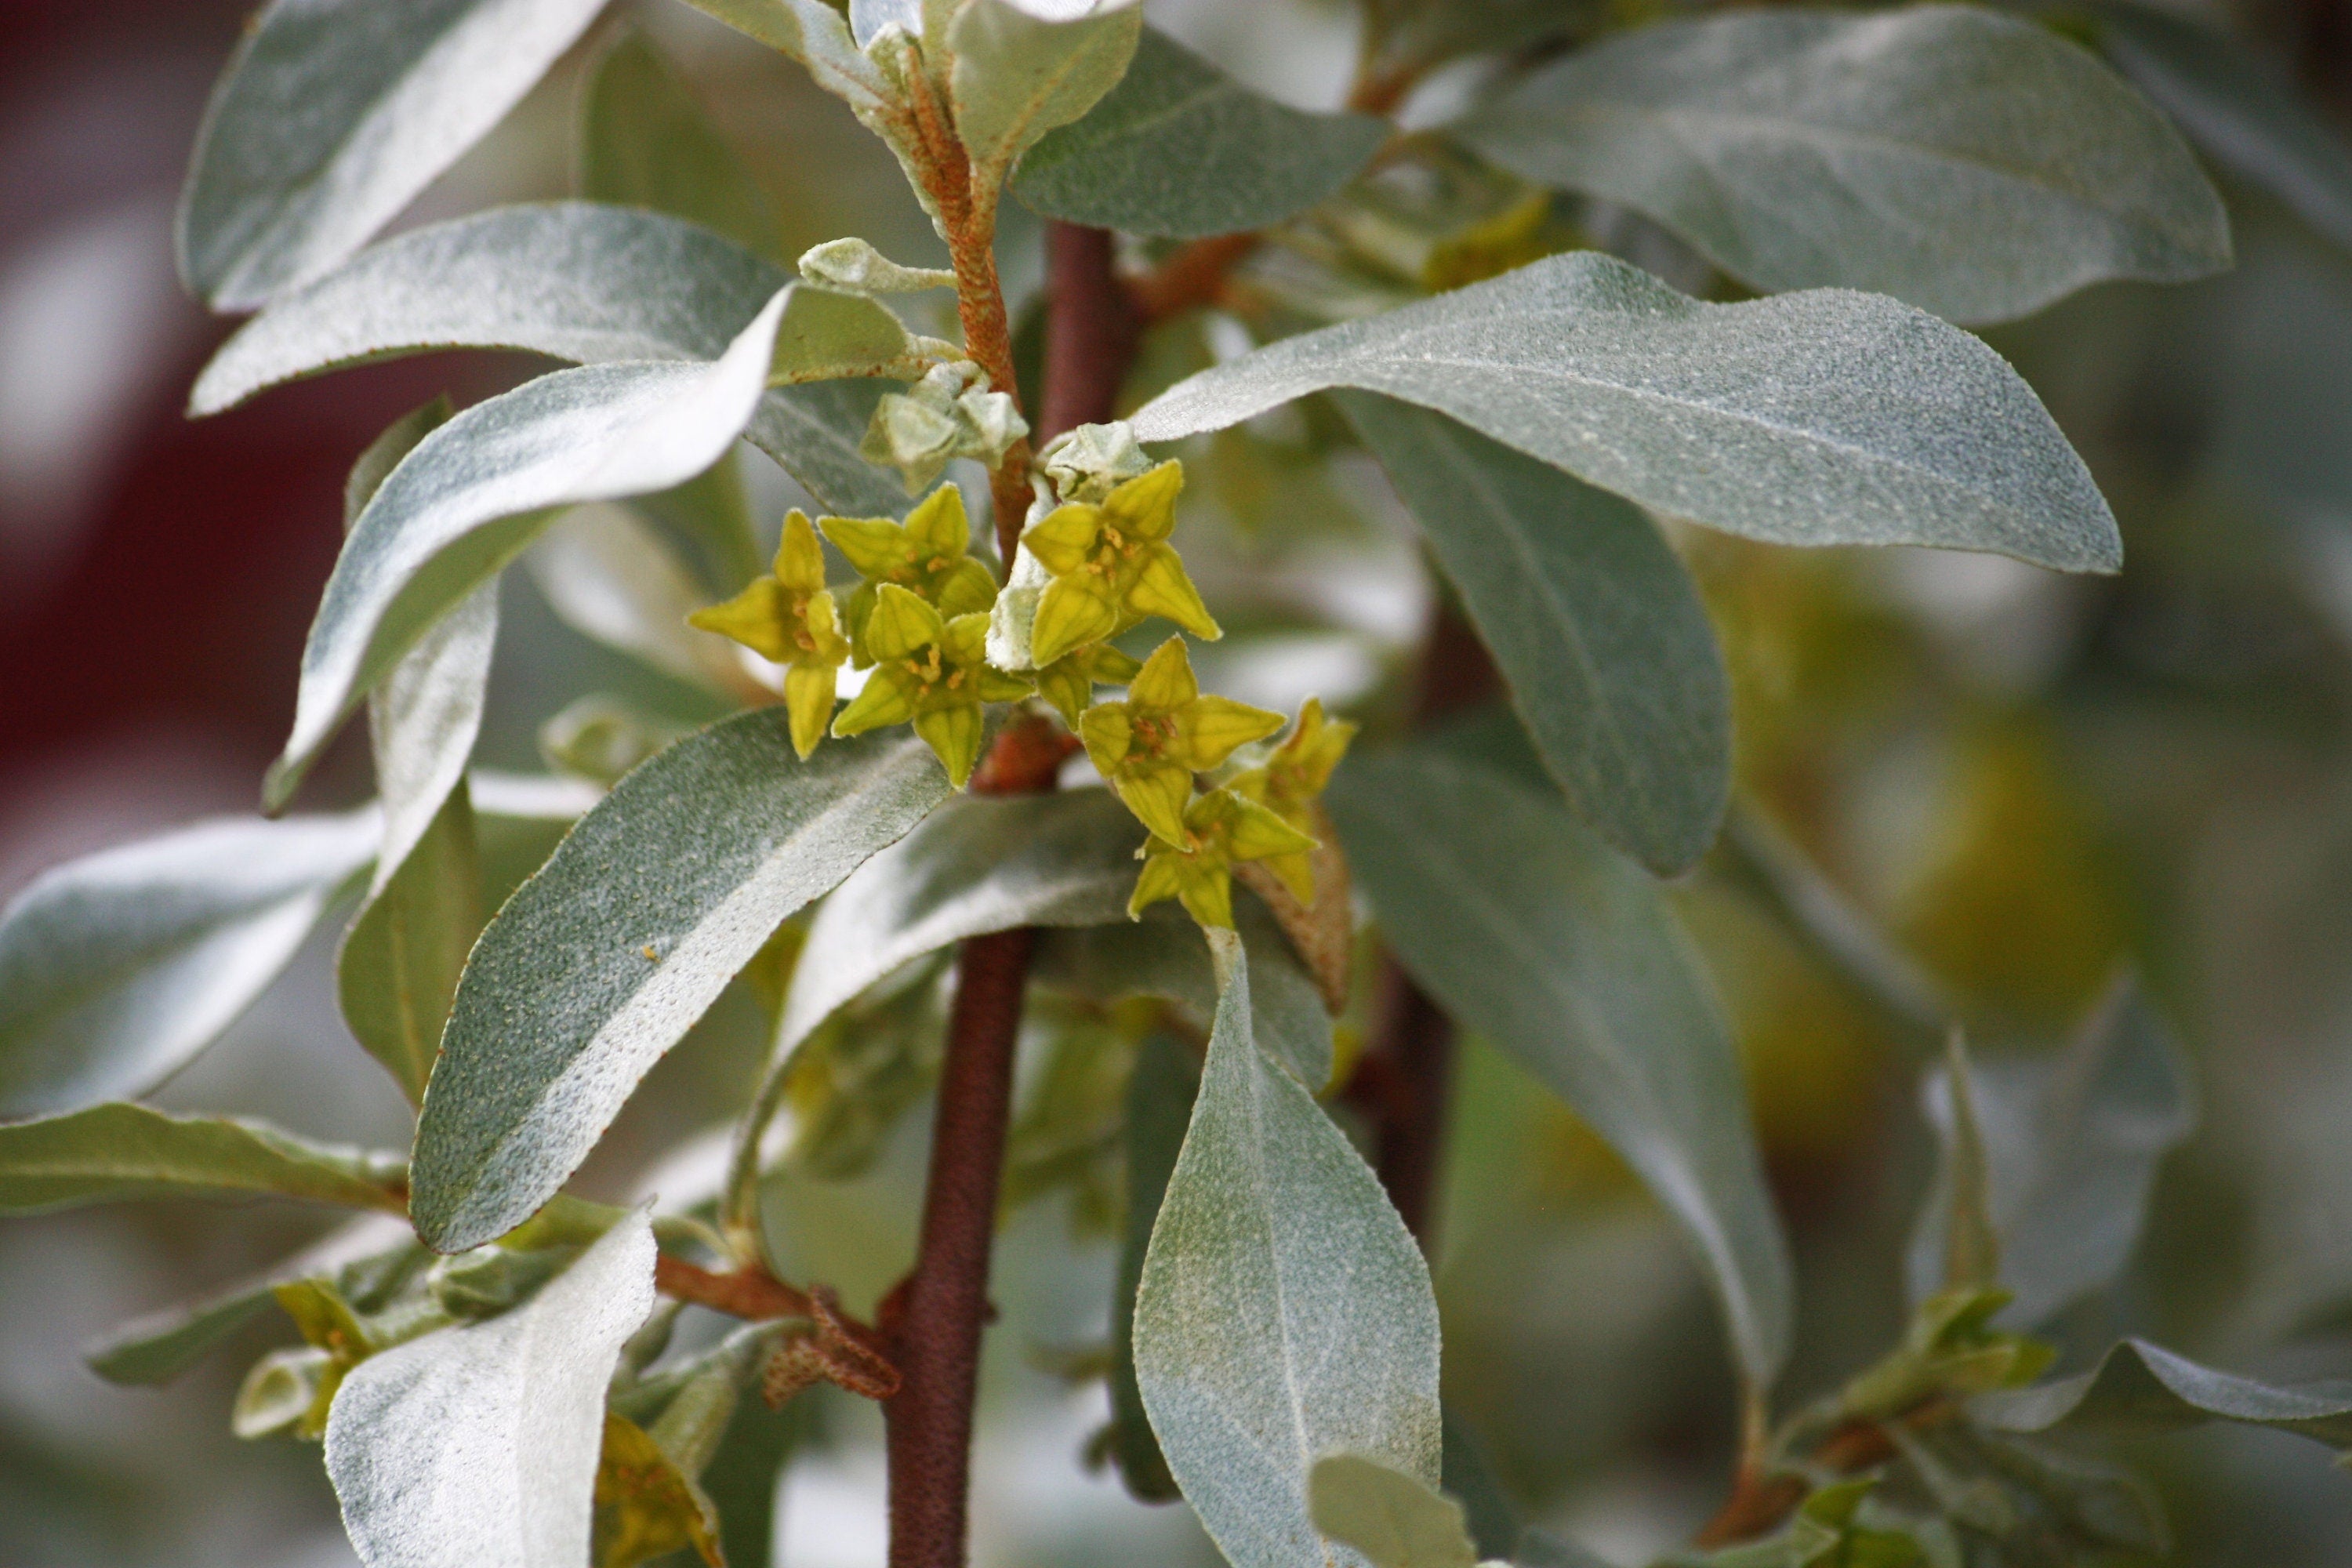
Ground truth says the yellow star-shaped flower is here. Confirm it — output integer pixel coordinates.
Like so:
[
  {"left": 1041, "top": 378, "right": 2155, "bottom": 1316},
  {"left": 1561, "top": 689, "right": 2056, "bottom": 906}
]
[
  {"left": 687, "top": 510, "right": 852, "bottom": 759},
  {"left": 1227, "top": 696, "right": 1357, "bottom": 902},
  {"left": 1080, "top": 638, "right": 1284, "bottom": 845},
  {"left": 1128, "top": 787, "right": 1319, "bottom": 931},
  {"left": 1033, "top": 641, "right": 1143, "bottom": 728},
  {"left": 820, "top": 485, "right": 999, "bottom": 666},
  {"left": 1021, "top": 461, "right": 1218, "bottom": 670},
  {"left": 831, "top": 584, "right": 1033, "bottom": 787}
]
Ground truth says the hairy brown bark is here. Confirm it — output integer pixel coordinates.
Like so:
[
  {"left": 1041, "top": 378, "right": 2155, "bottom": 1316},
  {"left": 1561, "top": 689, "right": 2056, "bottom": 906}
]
[{"left": 882, "top": 225, "right": 1133, "bottom": 1568}]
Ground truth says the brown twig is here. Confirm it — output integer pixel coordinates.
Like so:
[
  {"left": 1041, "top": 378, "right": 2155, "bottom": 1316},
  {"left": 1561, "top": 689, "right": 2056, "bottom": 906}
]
[
  {"left": 1692, "top": 1400, "right": 1953, "bottom": 1547},
  {"left": 1127, "top": 231, "right": 1263, "bottom": 325},
  {"left": 882, "top": 227, "right": 1134, "bottom": 1568},
  {"left": 897, "top": 62, "right": 1033, "bottom": 562}
]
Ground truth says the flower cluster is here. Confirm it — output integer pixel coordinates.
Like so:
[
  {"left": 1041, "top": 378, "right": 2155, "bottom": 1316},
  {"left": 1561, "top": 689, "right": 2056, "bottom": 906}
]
[{"left": 688, "top": 427, "right": 1351, "bottom": 927}]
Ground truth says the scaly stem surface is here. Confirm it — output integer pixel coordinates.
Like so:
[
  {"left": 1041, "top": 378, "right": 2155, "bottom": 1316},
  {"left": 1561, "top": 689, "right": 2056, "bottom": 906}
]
[{"left": 882, "top": 225, "right": 1132, "bottom": 1568}]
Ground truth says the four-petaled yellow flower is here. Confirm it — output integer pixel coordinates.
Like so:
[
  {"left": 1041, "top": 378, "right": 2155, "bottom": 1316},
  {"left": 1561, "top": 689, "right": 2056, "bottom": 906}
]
[
  {"left": 688, "top": 510, "right": 852, "bottom": 759},
  {"left": 1228, "top": 696, "right": 1357, "bottom": 902},
  {"left": 1080, "top": 638, "right": 1283, "bottom": 845},
  {"left": 1129, "top": 788, "right": 1319, "bottom": 931},
  {"left": 1022, "top": 461, "right": 1218, "bottom": 669},
  {"left": 820, "top": 485, "right": 998, "bottom": 666},
  {"left": 833, "top": 584, "right": 1033, "bottom": 788},
  {"left": 1034, "top": 642, "right": 1143, "bottom": 728}
]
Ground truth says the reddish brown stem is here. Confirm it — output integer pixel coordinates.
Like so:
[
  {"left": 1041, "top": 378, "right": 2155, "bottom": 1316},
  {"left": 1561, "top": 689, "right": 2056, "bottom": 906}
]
[
  {"left": 1041, "top": 225, "right": 1139, "bottom": 441},
  {"left": 1129, "top": 231, "right": 1261, "bottom": 324},
  {"left": 882, "top": 222, "right": 1134, "bottom": 1568},
  {"left": 884, "top": 921, "right": 1035, "bottom": 1568}
]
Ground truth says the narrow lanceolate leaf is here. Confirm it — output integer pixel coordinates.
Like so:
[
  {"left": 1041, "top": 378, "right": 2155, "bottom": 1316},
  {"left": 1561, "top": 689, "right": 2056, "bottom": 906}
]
[
  {"left": 1327, "top": 747, "right": 1792, "bottom": 1386},
  {"left": 1014, "top": 27, "right": 1389, "bottom": 238},
  {"left": 327, "top": 1211, "right": 656, "bottom": 1568},
  {"left": 1308, "top": 1452, "right": 1478, "bottom": 1568},
  {"left": 0, "top": 811, "right": 377, "bottom": 1116},
  {"left": 1978, "top": 1338, "right": 2352, "bottom": 1454},
  {"left": 2085, "top": 0, "right": 2352, "bottom": 255},
  {"left": 0, "top": 1104, "right": 406, "bottom": 1215},
  {"left": 86, "top": 1213, "right": 416, "bottom": 1386},
  {"left": 746, "top": 379, "right": 909, "bottom": 518},
  {"left": 1135, "top": 929, "right": 1442, "bottom": 1568},
  {"left": 190, "top": 201, "right": 907, "bottom": 517},
  {"left": 267, "top": 286, "right": 794, "bottom": 811},
  {"left": 1110, "top": 1032, "right": 1195, "bottom": 1502},
  {"left": 1340, "top": 394, "right": 1729, "bottom": 877},
  {"left": 1031, "top": 898, "right": 1334, "bottom": 1088},
  {"left": 339, "top": 785, "right": 486, "bottom": 1105},
  {"left": 1129, "top": 250, "right": 2120, "bottom": 573},
  {"left": 1455, "top": 5, "right": 2229, "bottom": 325},
  {"left": 1907, "top": 980, "right": 2196, "bottom": 1329},
  {"left": 672, "top": 0, "right": 894, "bottom": 122},
  {"left": 579, "top": 29, "right": 782, "bottom": 260},
  {"left": 191, "top": 205, "right": 787, "bottom": 416},
  {"left": 772, "top": 789, "right": 1142, "bottom": 1065},
  {"left": 948, "top": 0, "right": 1144, "bottom": 187},
  {"left": 347, "top": 399, "right": 498, "bottom": 887},
  {"left": 411, "top": 720, "right": 950, "bottom": 1253},
  {"left": 179, "top": 0, "right": 612, "bottom": 309}
]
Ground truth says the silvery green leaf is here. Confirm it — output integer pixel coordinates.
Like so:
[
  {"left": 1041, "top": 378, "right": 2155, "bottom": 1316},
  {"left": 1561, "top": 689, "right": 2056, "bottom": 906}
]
[
  {"left": 1327, "top": 746, "right": 1791, "bottom": 1386},
  {"left": 0, "top": 1103, "right": 407, "bottom": 1215},
  {"left": 579, "top": 29, "right": 782, "bottom": 260},
  {"left": 849, "top": 0, "right": 923, "bottom": 49},
  {"left": 526, "top": 504, "right": 759, "bottom": 696},
  {"left": 1308, "top": 1452, "right": 1478, "bottom": 1568},
  {"left": 346, "top": 401, "right": 499, "bottom": 890},
  {"left": 1715, "top": 801, "right": 1949, "bottom": 1035},
  {"left": 1134, "top": 928, "right": 1442, "bottom": 1568},
  {"left": 2085, "top": 0, "right": 2352, "bottom": 254},
  {"left": 771, "top": 789, "right": 1142, "bottom": 1068},
  {"left": 1907, "top": 979, "right": 2196, "bottom": 1328},
  {"left": 1455, "top": 5, "right": 2229, "bottom": 325},
  {"left": 1129, "top": 252, "right": 2119, "bottom": 572},
  {"left": 1109, "top": 1030, "right": 1194, "bottom": 1502},
  {"left": 187, "top": 201, "right": 902, "bottom": 516},
  {"left": 1439, "top": 1412, "right": 1519, "bottom": 1563},
  {"left": 190, "top": 205, "right": 786, "bottom": 416},
  {"left": 1913, "top": 1031, "right": 1999, "bottom": 1299},
  {"left": 1031, "top": 897, "right": 1333, "bottom": 1088},
  {"left": 745, "top": 378, "right": 910, "bottom": 517},
  {"left": 672, "top": 0, "right": 895, "bottom": 122},
  {"left": 326, "top": 1211, "right": 656, "bottom": 1568},
  {"left": 1339, "top": 394, "right": 1729, "bottom": 877},
  {"left": 178, "top": 0, "right": 612, "bottom": 309},
  {"left": 266, "top": 285, "right": 795, "bottom": 811},
  {"left": 339, "top": 785, "right": 485, "bottom": 1105},
  {"left": 85, "top": 1212, "right": 417, "bottom": 1386},
  {"left": 948, "top": 0, "right": 1143, "bottom": 187},
  {"left": 799, "top": 238, "right": 957, "bottom": 294},
  {"left": 1014, "top": 27, "right": 1389, "bottom": 238},
  {"left": 699, "top": 1382, "right": 802, "bottom": 1568},
  {"left": 409, "top": 721, "right": 949, "bottom": 1253},
  {"left": 1369, "top": 0, "right": 1580, "bottom": 74},
  {"left": 0, "top": 810, "right": 377, "bottom": 1116},
  {"left": 1976, "top": 1338, "right": 2352, "bottom": 1453}
]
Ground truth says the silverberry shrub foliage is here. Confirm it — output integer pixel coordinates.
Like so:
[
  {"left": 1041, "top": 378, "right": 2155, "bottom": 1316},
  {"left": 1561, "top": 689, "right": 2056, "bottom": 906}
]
[{"left": 7, "top": 0, "right": 2352, "bottom": 1563}]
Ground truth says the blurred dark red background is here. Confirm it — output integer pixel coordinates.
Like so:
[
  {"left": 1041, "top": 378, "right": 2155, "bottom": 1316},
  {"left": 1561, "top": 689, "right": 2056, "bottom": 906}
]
[{"left": 0, "top": 0, "right": 514, "bottom": 895}]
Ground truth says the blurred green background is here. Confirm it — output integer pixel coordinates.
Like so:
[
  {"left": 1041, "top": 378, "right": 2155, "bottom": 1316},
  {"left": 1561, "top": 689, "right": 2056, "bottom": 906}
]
[{"left": 5, "top": 0, "right": 2352, "bottom": 1563}]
